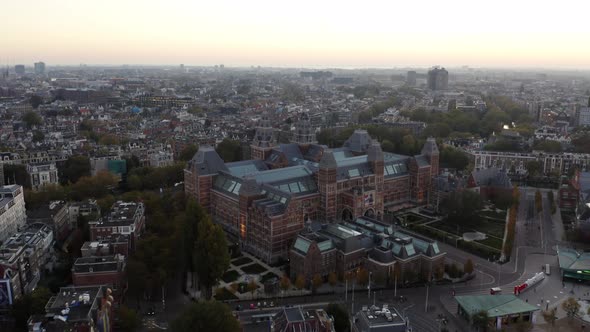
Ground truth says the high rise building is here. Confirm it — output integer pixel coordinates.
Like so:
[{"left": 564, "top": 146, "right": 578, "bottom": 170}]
[
  {"left": 34, "top": 62, "right": 45, "bottom": 75},
  {"left": 14, "top": 65, "right": 25, "bottom": 75},
  {"left": 427, "top": 67, "right": 449, "bottom": 90},
  {"left": 406, "top": 70, "right": 417, "bottom": 86}
]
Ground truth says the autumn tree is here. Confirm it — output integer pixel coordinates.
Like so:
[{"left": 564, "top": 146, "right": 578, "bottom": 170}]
[
  {"left": 247, "top": 280, "right": 258, "bottom": 299},
  {"left": 295, "top": 274, "right": 306, "bottom": 294},
  {"left": 541, "top": 308, "right": 557, "bottom": 330},
  {"left": 328, "top": 272, "right": 338, "bottom": 292},
  {"left": 561, "top": 297, "right": 581, "bottom": 321},
  {"left": 312, "top": 274, "right": 323, "bottom": 294},
  {"left": 471, "top": 310, "right": 489, "bottom": 331},
  {"left": 280, "top": 275, "right": 291, "bottom": 292},
  {"left": 356, "top": 268, "right": 369, "bottom": 286}
]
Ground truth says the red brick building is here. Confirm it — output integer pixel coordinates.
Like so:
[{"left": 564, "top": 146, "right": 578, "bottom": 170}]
[
  {"left": 72, "top": 255, "right": 126, "bottom": 294},
  {"left": 88, "top": 202, "right": 145, "bottom": 252},
  {"left": 185, "top": 128, "right": 439, "bottom": 264}
]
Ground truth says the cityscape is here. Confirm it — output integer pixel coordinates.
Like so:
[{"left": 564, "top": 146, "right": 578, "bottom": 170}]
[{"left": 3, "top": 1, "right": 590, "bottom": 332}]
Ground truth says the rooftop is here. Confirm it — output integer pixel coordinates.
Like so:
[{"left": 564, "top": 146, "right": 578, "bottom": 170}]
[{"left": 455, "top": 295, "right": 539, "bottom": 318}]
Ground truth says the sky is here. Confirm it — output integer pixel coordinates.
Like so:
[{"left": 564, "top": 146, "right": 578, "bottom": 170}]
[{"left": 2, "top": 0, "right": 590, "bottom": 69}]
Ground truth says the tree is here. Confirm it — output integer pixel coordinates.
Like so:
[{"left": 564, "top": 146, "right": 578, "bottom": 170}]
[
  {"left": 328, "top": 272, "right": 338, "bottom": 292},
  {"left": 118, "top": 306, "right": 141, "bottom": 331},
  {"left": 30, "top": 95, "right": 43, "bottom": 109},
  {"left": 442, "top": 190, "right": 483, "bottom": 224},
  {"left": 295, "top": 274, "right": 306, "bottom": 294},
  {"left": 280, "top": 275, "right": 291, "bottom": 292},
  {"left": 561, "top": 297, "right": 581, "bottom": 321},
  {"left": 526, "top": 160, "right": 542, "bottom": 177},
  {"left": 440, "top": 146, "right": 469, "bottom": 170},
  {"left": 23, "top": 110, "right": 42, "bottom": 128},
  {"left": 464, "top": 258, "right": 474, "bottom": 274},
  {"left": 193, "top": 217, "right": 231, "bottom": 299},
  {"left": 514, "top": 315, "right": 532, "bottom": 332},
  {"left": 179, "top": 144, "right": 199, "bottom": 161},
  {"left": 247, "top": 280, "right": 258, "bottom": 299},
  {"left": 312, "top": 274, "right": 323, "bottom": 293},
  {"left": 535, "top": 190, "right": 543, "bottom": 214},
  {"left": 11, "top": 287, "right": 52, "bottom": 330},
  {"left": 471, "top": 310, "right": 489, "bottom": 331},
  {"left": 126, "top": 259, "right": 148, "bottom": 307},
  {"left": 172, "top": 301, "right": 240, "bottom": 332},
  {"left": 326, "top": 303, "right": 350, "bottom": 332},
  {"left": 542, "top": 308, "right": 557, "bottom": 329},
  {"left": 60, "top": 155, "right": 91, "bottom": 184},
  {"left": 216, "top": 139, "right": 242, "bottom": 162},
  {"left": 356, "top": 268, "right": 369, "bottom": 286}
]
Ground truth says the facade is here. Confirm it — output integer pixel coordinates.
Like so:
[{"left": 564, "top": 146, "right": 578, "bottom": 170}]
[
  {"left": 81, "top": 236, "right": 129, "bottom": 258},
  {"left": 27, "top": 201, "right": 71, "bottom": 242},
  {"left": 353, "top": 304, "right": 409, "bottom": 332},
  {"left": 0, "top": 185, "right": 26, "bottom": 244},
  {"left": 0, "top": 162, "right": 4, "bottom": 186},
  {"left": 28, "top": 285, "right": 114, "bottom": 332},
  {"left": 185, "top": 130, "right": 440, "bottom": 264},
  {"left": 72, "top": 254, "right": 126, "bottom": 293},
  {"left": 33, "top": 62, "right": 45, "bottom": 75},
  {"left": 466, "top": 167, "right": 512, "bottom": 200},
  {"left": 427, "top": 67, "right": 449, "bottom": 91},
  {"left": 0, "top": 223, "right": 53, "bottom": 300},
  {"left": 26, "top": 162, "right": 59, "bottom": 190},
  {"left": 469, "top": 150, "right": 590, "bottom": 175},
  {"left": 88, "top": 201, "right": 145, "bottom": 251},
  {"left": 290, "top": 218, "right": 445, "bottom": 283},
  {"left": 271, "top": 306, "right": 335, "bottom": 332}
]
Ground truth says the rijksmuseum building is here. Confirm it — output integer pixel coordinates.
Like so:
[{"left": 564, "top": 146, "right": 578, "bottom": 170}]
[{"left": 185, "top": 116, "right": 445, "bottom": 281}]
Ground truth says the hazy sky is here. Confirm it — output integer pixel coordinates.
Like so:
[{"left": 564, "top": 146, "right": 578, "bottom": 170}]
[{"left": 3, "top": 0, "right": 590, "bottom": 68}]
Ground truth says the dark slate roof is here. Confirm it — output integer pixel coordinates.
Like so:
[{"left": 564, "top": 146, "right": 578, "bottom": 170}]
[
  {"left": 421, "top": 137, "right": 439, "bottom": 155},
  {"left": 580, "top": 172, "right": 590, "bottom": 203},
  {"left": 471, "top": 167, "right": 512, "bottom": 188},
  {"left": 367, "top": 140, "right": 384, "bottom": 162},
  {"left": 303, "top": 144, "right": 326, "bottom": 161},
  {"left": 226, "top": 159, "right": 268, "bottom": 177},
  {"left": 190, "top": 146, "right": 228, "bottom": 175},
  {"left": 343, "top": 129, "right": 372, "bottom": 153},
  {"left": 278, "top": 144, "right": 304, "bottom": 161},
  {"left": 335, "top": 155, "right": 373, "bottom": 180},
  {"left": 319, "top": 150, "right": 338, "bottom": 169}
]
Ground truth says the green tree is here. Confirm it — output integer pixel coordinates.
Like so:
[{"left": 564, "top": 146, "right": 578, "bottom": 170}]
[
  {"left": 126, "top": 259, "right": 148, "bottom": 307},
  {"left": 61, "top": 155, "right": 91, "bottom": 184},
  {"left": 533, "top": 140, "right": 562, "bottom": 153},
  {"left": 442, "top": 190, "right": 483, "bottom": 224},
  {"left": 471, "top": 310, "right": 489, "bottom": 331},
  {"left": 118, "top": 305, "right": 141, "bottom": 331},
  {"left": 171, "top": 301, "right": 240, "bottom": 332},
  {"left": 193, "top": 217, "right": 231, "bottom": 299},
  {"left": 326, "top": 303, "right": 350, "bottom": 332},
  {"left": 11, "top": 287, "right": 52, "bottom": 330},
  {"left": 23, "top": 110, "right": 43, "bottom": 128},
  {"left": 30, "top": 95, "right": 43, "bottom": 109},
  {"left": 216, "top": 139, "right": 242, "bottom": 162},
  {"left": 440, "top": 146, "right": 469, "bottom": 170},
  {"left": 464, "top": 258, "right": 474, "bottom": 274},
  {"left": 535, "top": 190, "right": 543, "bottom": 214},
  {"left": 180, "top": 144, "right": 199, "bottom": 161},
  {"left": 381, "top": 139, "right": 395, "bottom": 153},
  {"left": 514, "top": 315, "right": 532, "bottom": 332},
  {"left": 561, "top": 297, "right": 580, "bottom": 321}
]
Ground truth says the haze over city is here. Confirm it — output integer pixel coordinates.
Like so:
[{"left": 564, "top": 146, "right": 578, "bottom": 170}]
[{"left": 4, "top": 0, "right": 590, "bottom": 69}]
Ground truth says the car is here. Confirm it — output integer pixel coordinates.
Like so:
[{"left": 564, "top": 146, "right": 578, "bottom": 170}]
[
  {"left": 235, "top": 305, "right": 242, "bottom": 311},
  {"left": 250, "top": 303, "right": 256, "bottom": 309},
  {"left": 263, "top": 302, "right": 267, "bottom": 307},
  {"left": 146, "top": 307, "right": 156, "bottom": 316},
  {"left": 270, "top": 302, "right": 275, "bottom": 307}
]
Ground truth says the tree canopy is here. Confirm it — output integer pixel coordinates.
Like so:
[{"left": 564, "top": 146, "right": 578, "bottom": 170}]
[
  {"left": 179, "top": 144, "right": 199, "bottom": 161},
  {"left": 193, "top": 216, "right": 231, "bottom": 299},
  {"left": 23, "top": 110, "right": 43, "bottom": 128},
  {"left": 216, "top": 139, "right": 243, "bottom": 162},
  {"left": 172, "top": 301, "right": 240, "bottom": 332},
  {"left": 442, "top": 190, "right": 483, "bottom": 224},
  {"left": 60, "top": 155, "right": 91, "bottom": 185},
  {"left": 440, "top": 146, "right": 469, "bottom": 170},
  {"left": 326, "top": 303, "right": 350, "bottom": 332}
]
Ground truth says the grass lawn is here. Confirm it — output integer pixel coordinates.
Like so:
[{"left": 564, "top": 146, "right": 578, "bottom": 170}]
[
  {"left": 399, "top": 212, "right": 432, "bottom": 225},
  {"left": 231, "top": 256, "right": 253, "bottom": 266},
  {"left": 260, "top": 272, "right": 279, "bottom": 283},
  {"left": 475, "top": 236, "right": 504, "bottom": 250},
  {"left": 429, "top": 217, "right": 505, "bottom": 239},
  {"left": 241, "top": 263, "right": 267, "bottom": 275},
  {"left": 221, "top": 270, "right": 240, "bottom": 283},
  {"left": 215, "top": 287, "right": 239, "bottom": 301}
]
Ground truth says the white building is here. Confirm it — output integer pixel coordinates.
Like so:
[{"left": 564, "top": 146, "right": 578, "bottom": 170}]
[
  {"left": 26, "top": 162, "right": 59, "bottom": 190},
  {"left": 0, "top": 185, "right": 27, "bottom": 243}
]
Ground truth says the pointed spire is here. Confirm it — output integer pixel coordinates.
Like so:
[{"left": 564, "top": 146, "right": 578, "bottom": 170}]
[
  {"left": 367, "top": 139, "right": 383, "bottom": 162},
  {"left": 319, "top": 149, "right": 337, "bottom": 169},
  {"left": 421, "top": 137, "right": 439, "bottom": 156}
]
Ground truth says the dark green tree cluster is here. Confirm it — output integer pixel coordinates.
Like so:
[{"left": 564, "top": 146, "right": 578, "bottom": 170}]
[
  {"left": 172, "top": 301, "right": 240, "bottom": 332},
  {"left": 11, "top": 287, "right": 52, "bottom": 330},
  {"left": 179, "top": 144, "right": 199, "bottom": 161},
  {"left": 216, "top": 138, "right": 243, "bottom": 162},
  {"left": 357, "top": 97, "right": 400, "bottom": 123},
  {"left": 533, "top": 140, "right": 562, "bottom": 153},
  {"left": 535, "top": 190, "right": 543, "bottom": 214},
  {"left": 325, "top": 303, "right": 350, "bottom": 332},
  {"left": 440, "top": 146, "right": 469, "bottom": 170},
  {"left": 526, "top": 160, "right": 542, "bottom": 177},
  {"left": 442, "top": 190, "right": 483, "bottom": 224},
  {"left": 572, "top": 131, "right": 590, "bottom": 153},
  {"left": 126, "top": 163, "right": 185, "bottom": 191},
  {"left": 60, "top": 155, "right": 91, "bottom": 184},
  {"left": 23, "top": 110, "right": 43, "bottom": 128}
]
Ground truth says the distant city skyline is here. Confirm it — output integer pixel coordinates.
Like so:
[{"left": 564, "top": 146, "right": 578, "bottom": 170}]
[{"left": 3, "top": 0, "right": 590, "bottom": 69}]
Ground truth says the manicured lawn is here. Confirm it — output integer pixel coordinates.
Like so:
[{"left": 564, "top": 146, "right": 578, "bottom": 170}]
[
  {"left": 430, "top": 217, "right": 505, "bottom": 240},
  {"left": 215, "top": 287, "right": 239, "bottom": 301},
  {"left": 475, "top": 236, "right": 504, "bottom": 250},
  {"left": 221, "top": 270, "right": 240, "bottom": 283},
  {"left": 241, "top": 263, "right": 267, "bottom": 275},
  {"left": 231, "top": 256, "right": 253, "bottom": 266},
  {"left": 260, "top": 272, "right": 279, "bottom": 283},
  {"left": 398, "top": 212, "right": 433, "bottom": 225}
]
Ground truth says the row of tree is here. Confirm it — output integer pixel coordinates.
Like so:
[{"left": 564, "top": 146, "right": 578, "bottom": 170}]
[{"left": 502, "top": 187, "right": 521, "bottom": 259}]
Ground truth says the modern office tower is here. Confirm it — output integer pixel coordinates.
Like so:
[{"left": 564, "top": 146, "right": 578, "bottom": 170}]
[
  {"left": 14, "top": 65, "right": 25, "bottom": 75},
  {"left": 34, "top": 62, "right": 45, "bottom": 75},
  {"left": 427, "top": 67, "right": 449, "bottom": 90},
  {"left": 406, "top": 70, "right": 417, "bottom": 86}
]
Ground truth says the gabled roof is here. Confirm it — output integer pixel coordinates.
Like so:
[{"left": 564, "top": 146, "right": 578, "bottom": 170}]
[
  {"left": 343, "top": 129, "right": 372, "bottom": 153},
  {"left": 190, "top": 146, "right": 228, "bottom": 175}
]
